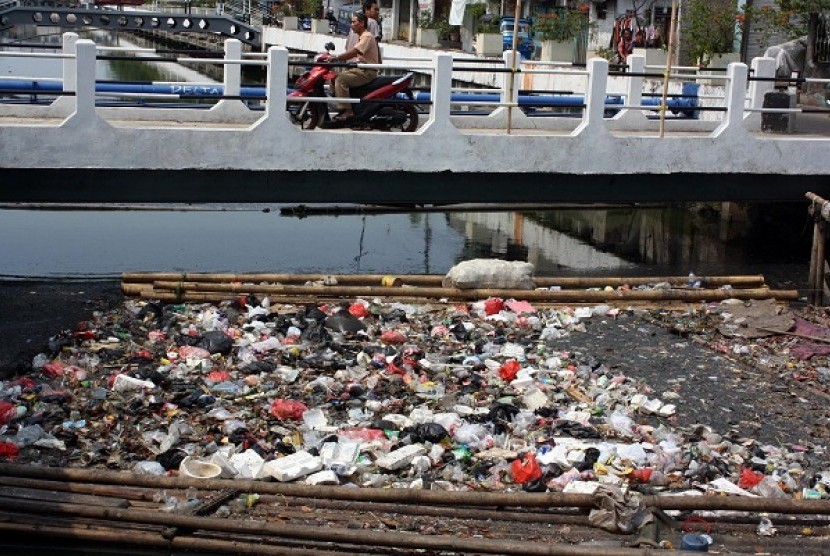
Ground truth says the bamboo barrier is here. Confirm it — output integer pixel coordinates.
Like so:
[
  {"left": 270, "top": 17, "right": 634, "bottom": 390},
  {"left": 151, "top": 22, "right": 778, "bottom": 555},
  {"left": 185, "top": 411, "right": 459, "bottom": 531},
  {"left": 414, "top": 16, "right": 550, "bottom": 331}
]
[
  {"left": 122, "top": 271, "right": 766, "bottom": 289},
  {"left": 1, "top": 464, "right": 828, "bottom": 515},
  {"left": 0, "top": 521, "right": 344, "bottom": 556},
  {"left": 143, "top": 280, "right": 797, "bottom": 303},
  {"left": 0, "top": 496, "right": 689, "bottom": 556}
]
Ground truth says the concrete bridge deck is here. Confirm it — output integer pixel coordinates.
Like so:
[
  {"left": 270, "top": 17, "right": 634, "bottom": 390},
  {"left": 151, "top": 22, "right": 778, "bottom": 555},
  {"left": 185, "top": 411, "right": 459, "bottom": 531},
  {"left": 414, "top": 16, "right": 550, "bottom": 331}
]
[{"left": 1, "top": 34, "right": 829, "bottom": 204}]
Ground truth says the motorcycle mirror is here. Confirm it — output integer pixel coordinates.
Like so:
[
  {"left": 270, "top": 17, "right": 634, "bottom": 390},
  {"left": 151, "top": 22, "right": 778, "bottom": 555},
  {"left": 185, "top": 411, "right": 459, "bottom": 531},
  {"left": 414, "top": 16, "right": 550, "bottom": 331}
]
[{"left": 325, "top": 42, "right": 335, "bottom": 51}]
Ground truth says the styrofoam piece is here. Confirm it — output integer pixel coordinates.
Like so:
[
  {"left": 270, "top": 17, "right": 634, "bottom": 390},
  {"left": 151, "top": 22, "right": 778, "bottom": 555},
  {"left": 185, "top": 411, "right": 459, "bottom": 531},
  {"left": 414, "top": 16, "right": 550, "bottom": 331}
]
[
  {"left": 230, "top": 449, "right": 267, "bottom": 480},
  {"left": 375, "top": 444, "right": 427, "bottom": 471},
  {"left": 179, "top": 456, "right": 223, "bottom": 479},
  {"left": 563, "top": 480, "right": 601, "bottom": 494},
  {"left": 522, "top": 389, "right": 549, "bottom": 411},
  {"left": 208, "top": 452, "right": 238, "bottom": 479},
  {"left": 305, "top": 469, "right": 339, "bottom": 485},
  {"left": 263, "top": 450, "right": 323, "bottom": 482},
  {"left": 112, "top": 374, "right": 155, "bottom": 392}
]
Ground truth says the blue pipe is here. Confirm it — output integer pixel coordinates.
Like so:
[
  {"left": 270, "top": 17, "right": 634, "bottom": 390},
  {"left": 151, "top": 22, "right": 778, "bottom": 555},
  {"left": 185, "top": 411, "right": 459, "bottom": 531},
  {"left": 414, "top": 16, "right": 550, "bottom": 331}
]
[{"left": 0, "top": 79, "right": 699, "bottom": 115}]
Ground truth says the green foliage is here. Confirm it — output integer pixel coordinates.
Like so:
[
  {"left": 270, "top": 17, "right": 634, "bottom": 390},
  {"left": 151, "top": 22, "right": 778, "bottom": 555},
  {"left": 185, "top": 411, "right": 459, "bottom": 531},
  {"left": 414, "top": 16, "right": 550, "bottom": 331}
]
[
  {"left": 534, "top": 7, "right": 592, "bottom": 42},
  {"left": 417, "top": 9, "right": 441, "bottom": 30},
  {"left": 683, "top": 0, "right": 738, "bottom": 66},
  {"left": 467, "top": 2, "right": 499, "bottom": 33},
  {"left": 299, "top": 0, "right": 322, "bottom": 18}
]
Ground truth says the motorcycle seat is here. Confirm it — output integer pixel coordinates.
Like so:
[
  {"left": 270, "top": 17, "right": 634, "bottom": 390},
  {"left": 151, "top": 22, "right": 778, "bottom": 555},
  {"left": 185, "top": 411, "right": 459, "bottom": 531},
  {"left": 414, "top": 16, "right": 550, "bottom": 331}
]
[{"left": 350, "top": 75, "right": 407, "bottom": 98}]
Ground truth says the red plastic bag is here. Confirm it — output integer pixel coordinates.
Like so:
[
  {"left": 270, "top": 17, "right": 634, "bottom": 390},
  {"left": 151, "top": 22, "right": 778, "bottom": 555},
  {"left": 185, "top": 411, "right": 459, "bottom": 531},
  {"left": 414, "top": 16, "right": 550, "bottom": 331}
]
[
  {"left": 631, "top": 468, "right": 653, "bottom": 483},
  {"left": 269, "top": 399, "right": 308, "bottom": 421},
  {"left": 484, "top": 297, "right": 504, "bottom": 315},
  {"left": 0, "top": 401, "right": 22, "bottom": 426},
  {"left": 499, "top": 360, "right": 521, "bottom": 381},
  {"left": 738, "top": 467, "right": 764, "bottom": 489},
  {"left": 511, "top": 453, "right": 542, "bottom": 484},
  {"left": 380, "top": 330, "right": 407, "bottom": 344},
  {"left": 42, "top": 362, "right": 67, "bottom": 378},
  {"left": 339, "top": 428, "right": 388, "bottom": 442},
  {"left": 207, "top": 371, "right": 231, "bottom": 382},
  {"left": 348, "top": 302, "right": 369, "bottom": 318},
  {"left": 0, "top": 441, "right": 19, "bottom": 460}
]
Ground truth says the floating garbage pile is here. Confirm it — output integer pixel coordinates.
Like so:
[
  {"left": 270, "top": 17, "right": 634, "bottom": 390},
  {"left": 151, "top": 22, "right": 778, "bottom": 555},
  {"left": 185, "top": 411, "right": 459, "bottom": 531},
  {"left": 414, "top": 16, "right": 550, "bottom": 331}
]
[{"left": 1, "top": 272, "right": 828, "bottom": 513}]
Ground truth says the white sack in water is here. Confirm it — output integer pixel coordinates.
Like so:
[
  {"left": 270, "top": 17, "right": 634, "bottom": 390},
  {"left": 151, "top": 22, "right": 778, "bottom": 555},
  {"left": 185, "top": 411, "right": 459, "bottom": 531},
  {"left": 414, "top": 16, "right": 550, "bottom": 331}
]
[{"left": 442, "top": 259, "right": 535, "bottom": 290}]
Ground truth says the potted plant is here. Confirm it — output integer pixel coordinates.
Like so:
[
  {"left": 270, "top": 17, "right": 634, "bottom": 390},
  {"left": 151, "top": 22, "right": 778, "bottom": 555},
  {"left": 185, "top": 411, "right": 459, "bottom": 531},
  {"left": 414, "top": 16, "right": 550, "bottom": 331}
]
[
  {"left": 534, "top": 6, "right": 592, "bottom": 62},
  {"left": 280, "top": 1, "right": 298, "bottom": 31},
  {"left": 469, "top": 3, "right": 501, "bottom": 57},
  {"left": 298, "top": 0, "right": 328, "bottom": 33},
  {"left": 416, "top": 10, "right": 441, "bottom": 48}
]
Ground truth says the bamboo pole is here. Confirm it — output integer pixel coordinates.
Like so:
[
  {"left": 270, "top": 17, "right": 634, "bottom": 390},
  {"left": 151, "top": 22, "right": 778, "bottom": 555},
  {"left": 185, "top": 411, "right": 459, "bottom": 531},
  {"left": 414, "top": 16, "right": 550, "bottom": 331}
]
[
  {"left": 1, "top": 464, "right": 828, "bottom": 515},
  {"left": 506, "top": 0, "right": 522, "bottom": 135},
  {"left": 149, "top": 280, "right": 797, "bottom": 302},
  {"left": 817, "top": 218, "right": 826, "bottom": 305},
  {"left": 659, "top": 0, "right": 679, "bottom": 138},
  {"left": 0, "top": 497, "right": 688, "bottom": 556},
  {"left": 122, "top": 272, "right": 766, "bottom": 289},
  {"left": 0, "top": 521, "right": 344, "bottom": 556}
]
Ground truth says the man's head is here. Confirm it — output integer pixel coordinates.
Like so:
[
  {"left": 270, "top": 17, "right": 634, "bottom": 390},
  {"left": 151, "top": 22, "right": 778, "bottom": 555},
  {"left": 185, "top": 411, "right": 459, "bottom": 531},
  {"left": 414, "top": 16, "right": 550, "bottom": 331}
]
[
  {"left": 362, "top": 0, "right": 379, "bottom": 20},
  {"left": 351, "top": 12, "right": 368, "bottom": 33}
]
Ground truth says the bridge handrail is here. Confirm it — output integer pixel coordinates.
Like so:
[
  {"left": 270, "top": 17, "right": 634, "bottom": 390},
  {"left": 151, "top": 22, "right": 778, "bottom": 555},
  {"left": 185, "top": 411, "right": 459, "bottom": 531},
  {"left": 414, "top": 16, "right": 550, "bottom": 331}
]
[{"left": 3, "top": 33, "right": 824, "bottom": 135}]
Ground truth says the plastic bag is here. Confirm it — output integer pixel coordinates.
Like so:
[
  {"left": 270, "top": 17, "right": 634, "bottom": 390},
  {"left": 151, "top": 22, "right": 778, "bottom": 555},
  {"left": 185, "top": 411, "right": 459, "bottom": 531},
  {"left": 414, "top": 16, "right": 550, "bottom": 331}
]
[
  {"left": 197, "top": 330, "right": 233, "bottom": 354},
  {"left": 0, "top": 441, "right": 20, "bottom": 460},
  {"left": 484, "top": 297, "right": 505, "bottom": 315},
  {"left": 270, "top": 399, "right": 308, "bottom": 421},
  {"left": 738, "top": 467, "right": 765, "bottom": 489},
  {"left": 511, "top": 453, "right": 543, "bottom": 484},
  {"left": 499, "top": 360, "right": 521, "bottom": 381}
]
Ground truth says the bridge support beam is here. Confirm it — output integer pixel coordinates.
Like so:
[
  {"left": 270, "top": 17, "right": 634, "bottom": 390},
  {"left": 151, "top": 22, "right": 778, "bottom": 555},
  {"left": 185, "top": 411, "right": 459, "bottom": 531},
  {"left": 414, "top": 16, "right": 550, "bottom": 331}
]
[{"left": 713, "top": 62, "right": 749, "bottom": 138}]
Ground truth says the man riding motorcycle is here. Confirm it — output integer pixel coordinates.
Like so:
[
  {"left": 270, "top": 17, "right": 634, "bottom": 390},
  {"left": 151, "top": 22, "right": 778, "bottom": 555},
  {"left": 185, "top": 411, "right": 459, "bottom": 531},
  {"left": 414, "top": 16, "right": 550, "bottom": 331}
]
[{"left": 330, "top": 12, "right": 378, "bottom": 121}]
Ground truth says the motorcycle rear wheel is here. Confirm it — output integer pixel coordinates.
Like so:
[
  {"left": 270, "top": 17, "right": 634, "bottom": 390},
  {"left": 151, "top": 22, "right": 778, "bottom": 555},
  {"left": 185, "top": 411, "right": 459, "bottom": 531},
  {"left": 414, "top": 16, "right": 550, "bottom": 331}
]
[
  {"left": 290, "top": 102, "right": 323, "bottom": 130},
  {"left": 391, "top": 105, "right": 419, "bottom": 133}
]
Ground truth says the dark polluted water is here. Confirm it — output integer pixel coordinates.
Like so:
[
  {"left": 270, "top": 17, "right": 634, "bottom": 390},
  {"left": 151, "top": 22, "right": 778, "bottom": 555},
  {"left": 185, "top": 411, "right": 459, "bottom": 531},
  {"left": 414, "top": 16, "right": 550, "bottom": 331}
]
[{"left": 0, "top": 202, "right": 814, "bottom": 291}]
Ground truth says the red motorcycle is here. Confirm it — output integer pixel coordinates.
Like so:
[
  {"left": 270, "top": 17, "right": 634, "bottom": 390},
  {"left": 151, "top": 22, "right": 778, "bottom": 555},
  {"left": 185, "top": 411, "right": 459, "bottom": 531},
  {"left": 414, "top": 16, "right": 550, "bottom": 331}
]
[{"left": 287, "top": 43, "right": 419, "bottom": 132}]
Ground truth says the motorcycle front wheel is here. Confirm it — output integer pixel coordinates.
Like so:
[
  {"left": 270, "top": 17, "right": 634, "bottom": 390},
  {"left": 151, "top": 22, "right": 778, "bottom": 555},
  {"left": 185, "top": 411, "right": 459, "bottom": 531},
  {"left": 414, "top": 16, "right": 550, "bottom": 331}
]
[
  {"left": 289, "top": 102, "right": 323, "bottom": 130},
  {"left": 391, "top": 104, "right": 419, "bottom": 133}
]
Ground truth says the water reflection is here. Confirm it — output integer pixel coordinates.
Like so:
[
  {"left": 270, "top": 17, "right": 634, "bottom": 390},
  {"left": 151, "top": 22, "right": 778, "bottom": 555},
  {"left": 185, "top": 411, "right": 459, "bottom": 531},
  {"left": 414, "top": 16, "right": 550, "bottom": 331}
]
[{"left": 0, "top": 203, "right": 813, "bottom": 289}]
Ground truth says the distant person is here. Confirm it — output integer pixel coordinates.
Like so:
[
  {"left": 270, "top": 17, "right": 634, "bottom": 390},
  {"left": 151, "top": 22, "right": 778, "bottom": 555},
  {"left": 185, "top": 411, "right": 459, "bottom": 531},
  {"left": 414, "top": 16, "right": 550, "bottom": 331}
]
[
  {"left": 617, "top": 28, "right": 634, "bottom": 62},
  {"left": 345, "top": 0, "right": 381, "bottom": 52},
  {"left": 332, "top": 12, "right": 379, "bottom": 120}
]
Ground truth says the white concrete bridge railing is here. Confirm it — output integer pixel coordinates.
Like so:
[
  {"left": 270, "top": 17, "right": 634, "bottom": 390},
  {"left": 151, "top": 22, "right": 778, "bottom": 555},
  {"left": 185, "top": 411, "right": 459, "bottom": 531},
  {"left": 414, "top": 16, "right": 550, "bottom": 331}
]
[{"left": 0, "top": 33, "right": 829, "bottom": 181}]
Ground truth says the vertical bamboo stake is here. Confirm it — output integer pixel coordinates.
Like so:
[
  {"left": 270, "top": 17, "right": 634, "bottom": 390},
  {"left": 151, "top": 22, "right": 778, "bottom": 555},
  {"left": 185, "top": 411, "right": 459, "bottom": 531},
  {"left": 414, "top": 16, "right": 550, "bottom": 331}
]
[
  {"left": 659, "top": 0, "right": 679, "bottom": 138},
  {"left": 506, "top": 0, "right": 522, "bottom": 134},
  {"left": 809, "top": 209, "right": 820, "bottom": 306},
  {"left": 817, "top": 218, "right": 827, "bottom": 305}
]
